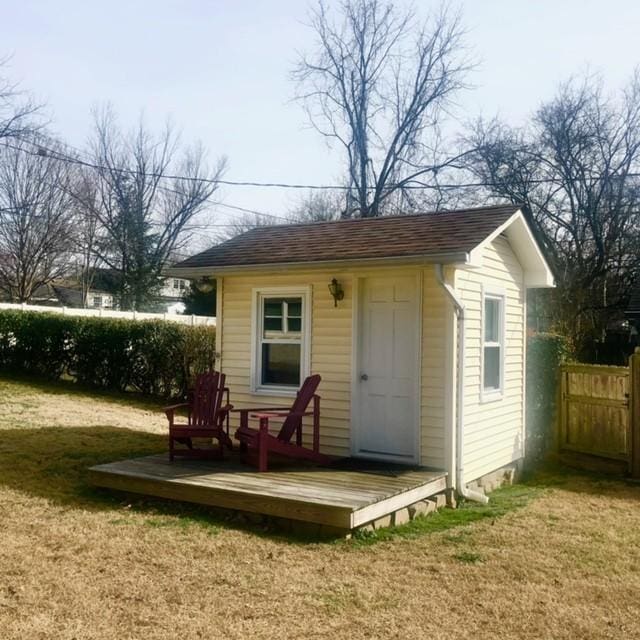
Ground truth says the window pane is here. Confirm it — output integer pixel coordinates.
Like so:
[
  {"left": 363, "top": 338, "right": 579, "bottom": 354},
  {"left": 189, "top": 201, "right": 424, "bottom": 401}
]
[
  {"left": 286, "top": 299, "right": 302, "bottom": 317},
  {"left": 264, "top": 300, "right": 283, "bottom": 317},
  {"left": 264, "top": 317, "right": 283, "bottom": 332},
  {"left": 484, "top": 346, "right": 500, "bottom": 390},
  {"left": 288, "top": 318, "right": 302, "bottom": 332},
  {"left": 262, "top": 343, "right": 300, "bottom": 386},
  {"left": 484, "top": 298, "right": 500, "bottom": 342}
]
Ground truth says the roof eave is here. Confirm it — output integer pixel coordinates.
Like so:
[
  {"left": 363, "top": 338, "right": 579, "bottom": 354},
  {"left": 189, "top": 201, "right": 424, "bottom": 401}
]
[
  {"left": 467, "top": 210, "right": 555, "bottom": 288},
  {"left": 164, "top": 250, "right": 471, "bottom": 278}
]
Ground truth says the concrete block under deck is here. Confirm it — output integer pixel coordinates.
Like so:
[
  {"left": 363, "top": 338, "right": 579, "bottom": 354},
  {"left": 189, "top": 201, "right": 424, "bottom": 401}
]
[{"left": 89, "top": 454, "right": 448, "bottom": 530}]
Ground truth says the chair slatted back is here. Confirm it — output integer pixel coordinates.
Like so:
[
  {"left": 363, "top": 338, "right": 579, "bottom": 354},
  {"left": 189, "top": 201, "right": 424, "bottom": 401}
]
[
  {"left": 191, "top": 371, "right": 226, "bottom": 428},
  {"left": 277, "top": 374, "right": 321, "bottom": 442}
]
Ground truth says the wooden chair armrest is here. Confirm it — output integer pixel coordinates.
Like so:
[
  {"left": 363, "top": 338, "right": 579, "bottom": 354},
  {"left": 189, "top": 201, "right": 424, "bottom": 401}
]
[
  {"left": 164, "top": 402, "right": 190, "bottom": 424},
  {"left": 250, "top": 411, "right": 289, "bottom": 419},
  {"left": 164, "top": 402, "right": 190, "bottom": 416},
  {"left": 164, "top": 402, "right": 190, "bottom": 412}
]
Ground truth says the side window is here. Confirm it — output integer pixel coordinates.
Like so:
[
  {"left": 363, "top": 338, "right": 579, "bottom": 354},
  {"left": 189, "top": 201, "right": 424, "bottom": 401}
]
[{"left": 482, "top": 293, "right": 504, "bottom": 397}]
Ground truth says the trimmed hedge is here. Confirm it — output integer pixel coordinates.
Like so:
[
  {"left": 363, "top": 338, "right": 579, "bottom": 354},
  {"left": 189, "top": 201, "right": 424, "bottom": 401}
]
[
  {"left": 525, "top": 332, "right": 573, "bottom": 462},
  {"left": 0, "top": 310, "right": 215, "bottom": 398}
]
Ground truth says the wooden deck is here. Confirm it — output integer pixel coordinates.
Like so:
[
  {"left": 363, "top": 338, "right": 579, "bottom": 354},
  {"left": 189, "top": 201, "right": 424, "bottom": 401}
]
[{"left": 89, "top": 454, "right": 447, "bottom": 530}]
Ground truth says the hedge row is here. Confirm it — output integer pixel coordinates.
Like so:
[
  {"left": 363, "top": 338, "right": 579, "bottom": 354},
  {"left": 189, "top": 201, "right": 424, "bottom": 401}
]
[
  {"left": 0, "top": 310, "right": 216, "bottom": 398},
  {"left": 525, "top": 332, "right": 573, "bottom": 462}
]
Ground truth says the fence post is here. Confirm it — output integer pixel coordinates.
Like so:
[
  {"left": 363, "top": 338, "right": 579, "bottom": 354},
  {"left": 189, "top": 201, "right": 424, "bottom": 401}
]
[
  {"left": 631, "top": 348, "right": 640, "bottom": 479},
  {"left": 556, "top": 366, "right": 566, "bottom": 453}
]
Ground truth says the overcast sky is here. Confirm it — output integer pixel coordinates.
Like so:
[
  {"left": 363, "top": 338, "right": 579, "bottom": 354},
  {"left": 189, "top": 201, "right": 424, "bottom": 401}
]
[{"left": 2, "top": 0, "right": 640, "bottom": 234}]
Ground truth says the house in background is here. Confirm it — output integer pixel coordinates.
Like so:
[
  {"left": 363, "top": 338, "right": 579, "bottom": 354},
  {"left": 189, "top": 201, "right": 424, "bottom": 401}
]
[
  {"left": 158, "top": 277, "right": 189, "bottom": 314},
  {"left": 627, "top": 282, "right": 640, "bottom": 350},
  {"left": 25, "top": 271, "right": 191, "bottom": 313},
  {"left": 26, "top": 282, "right": 114, "bottom": 308},
  {"left": 168, "top": 204, "right": 554, "bottom": 499}
]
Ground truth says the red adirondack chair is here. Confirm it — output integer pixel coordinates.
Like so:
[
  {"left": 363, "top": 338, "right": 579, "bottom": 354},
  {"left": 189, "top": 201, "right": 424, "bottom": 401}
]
[
  {"left": 234, "top": 374, "right": 331, "bottom": 472},
  {"left": 166, "top": 371, "right": 233, "bottom": 461}
]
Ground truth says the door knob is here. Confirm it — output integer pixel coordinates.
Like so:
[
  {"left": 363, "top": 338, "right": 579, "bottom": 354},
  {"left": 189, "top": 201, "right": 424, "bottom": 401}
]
[{"left": 360, "top": 373, "right": 368, "bottom": 381}]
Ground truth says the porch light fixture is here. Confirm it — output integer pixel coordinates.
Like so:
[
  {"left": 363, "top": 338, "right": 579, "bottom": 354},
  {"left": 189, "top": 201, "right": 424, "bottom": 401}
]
[
  {"left": 195, "top": 277, "right": 215, "bottom": 294},
  {"left": 328, "top": 278, "right": 344, "bottom": 307}
]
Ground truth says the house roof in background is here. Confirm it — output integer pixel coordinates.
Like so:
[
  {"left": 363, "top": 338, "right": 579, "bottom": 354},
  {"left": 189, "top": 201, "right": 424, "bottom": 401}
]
[
  {"left": 170, "top": 204, "right": 523, "bottom": 271},
  {"left": 628, "top": 282, "right": 640, "bottom": 317}
]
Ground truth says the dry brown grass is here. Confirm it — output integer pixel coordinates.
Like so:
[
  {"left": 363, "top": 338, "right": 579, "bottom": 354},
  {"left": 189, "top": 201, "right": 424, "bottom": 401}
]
[{"left": 1, "top": 376, "right": 640, "bottom": 639}]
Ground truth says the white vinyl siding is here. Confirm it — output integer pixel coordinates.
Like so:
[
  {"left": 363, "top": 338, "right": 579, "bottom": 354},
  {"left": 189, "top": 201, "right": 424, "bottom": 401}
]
[
  {"left": 218, "top": 264, "right": 450, "bottom": 466},
  {"left": 420, "top": 266, "right": 449, "bottom": 469},
  {"left": 221, "top": 270, "right": 353, "bottom": 457},
  {"left": 455, "top": 236, "right": 526, "bottom": 483}
]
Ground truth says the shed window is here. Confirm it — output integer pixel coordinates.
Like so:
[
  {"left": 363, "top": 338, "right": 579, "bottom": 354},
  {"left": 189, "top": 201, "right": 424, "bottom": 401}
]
[
  {"left": 482, "top": 293, "right": 504, "bottom": 396},
  {"left": 253, "top": 290, "right": 309, "bottom": 392}
]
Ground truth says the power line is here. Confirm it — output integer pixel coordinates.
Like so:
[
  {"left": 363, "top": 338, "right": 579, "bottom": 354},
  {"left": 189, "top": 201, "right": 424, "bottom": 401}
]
[
  {"left": 215, "top": 201, "right": 295, "bottom": 222},
  {"left": 9, "top": 137, "right": 639, "bottom": 194}
]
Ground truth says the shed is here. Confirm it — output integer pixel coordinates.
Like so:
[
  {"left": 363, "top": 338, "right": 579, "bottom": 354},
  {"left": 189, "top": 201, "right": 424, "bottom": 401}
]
[{"left": 168, "top": 204, "right": 554, "bottom": 497}]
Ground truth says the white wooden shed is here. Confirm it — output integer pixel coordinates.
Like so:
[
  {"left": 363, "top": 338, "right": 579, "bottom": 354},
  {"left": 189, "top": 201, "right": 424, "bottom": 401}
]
[{"left": 168, "top": 204, "right": 554, "bottom": 497}]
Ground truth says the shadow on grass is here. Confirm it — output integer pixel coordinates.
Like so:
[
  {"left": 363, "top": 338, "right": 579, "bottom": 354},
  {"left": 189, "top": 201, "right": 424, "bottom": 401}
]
[
  {"left": 0, "top": 423, "right": 343, "bottom": 543},
  {"left": 3, "top": 406, "right": 633, "bottom": 545},
  {"left": 0, "top": 424, "right": 251, "bottom": 538},
  {"left": 528, "top": 460, "right": 640, "bottom": 499},
  {"left": 0, "top": 424, "right": 165, "bottom": 507},
  {"left": 0, "top": 372, "right": 166, "bottom": 412}
]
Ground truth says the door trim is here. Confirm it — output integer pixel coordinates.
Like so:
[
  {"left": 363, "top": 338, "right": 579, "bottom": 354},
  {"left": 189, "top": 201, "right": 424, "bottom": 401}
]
[{"left": 350, "top": 271, "right": 422, "bottom": 464}]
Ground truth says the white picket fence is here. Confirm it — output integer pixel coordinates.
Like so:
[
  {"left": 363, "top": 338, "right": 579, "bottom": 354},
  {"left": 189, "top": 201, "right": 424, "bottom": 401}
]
[{"left": 0, "top": 302, "right": 216, "bottom": 326}]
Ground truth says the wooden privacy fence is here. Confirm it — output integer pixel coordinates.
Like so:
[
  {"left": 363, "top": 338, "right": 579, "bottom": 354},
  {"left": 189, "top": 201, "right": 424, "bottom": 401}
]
[{"left": 557, "top": 348, "right": 640, "bottom": 476}]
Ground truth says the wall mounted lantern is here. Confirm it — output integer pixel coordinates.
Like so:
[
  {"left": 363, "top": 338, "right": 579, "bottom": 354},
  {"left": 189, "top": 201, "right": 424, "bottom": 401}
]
[
  {"left": 195, "top": 277, "right": 215, "bottom": 294},
  {"left": 328, "top": 278, "right": 344, "bottom": 307}
]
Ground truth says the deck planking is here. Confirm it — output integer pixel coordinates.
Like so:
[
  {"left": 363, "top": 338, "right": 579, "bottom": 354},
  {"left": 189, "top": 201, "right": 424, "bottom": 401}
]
[{"left": 89, "top": 454, "right": 447, "bottom": 529}]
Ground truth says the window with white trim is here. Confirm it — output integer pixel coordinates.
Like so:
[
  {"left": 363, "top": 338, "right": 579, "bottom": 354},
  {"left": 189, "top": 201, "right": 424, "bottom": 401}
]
[
  {"left": 254, "top": 290, "right": 309, "bottom": 391},
  {"left": 482, "top": 293, "right": 504, "bottom": 395}
]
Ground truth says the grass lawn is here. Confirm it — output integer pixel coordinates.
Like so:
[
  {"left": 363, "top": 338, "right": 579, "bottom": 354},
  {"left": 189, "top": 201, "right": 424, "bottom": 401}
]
[{"left": 2, "top": 376, "right": 640, "bottom": 639}]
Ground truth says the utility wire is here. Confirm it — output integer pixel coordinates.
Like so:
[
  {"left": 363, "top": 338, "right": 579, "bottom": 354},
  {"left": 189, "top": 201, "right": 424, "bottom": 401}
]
[{"left": 6, "top": 138, "right": 638, "bottom": 194}]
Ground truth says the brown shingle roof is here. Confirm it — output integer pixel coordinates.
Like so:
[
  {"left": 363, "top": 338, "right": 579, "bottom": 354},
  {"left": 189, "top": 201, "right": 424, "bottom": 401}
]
[{"left": 173, "top": 204, "right": 521, "bottom": 271}]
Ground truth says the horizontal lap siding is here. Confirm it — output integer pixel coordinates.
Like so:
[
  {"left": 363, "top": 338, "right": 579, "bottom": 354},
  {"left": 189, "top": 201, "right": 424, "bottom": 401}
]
[
  {"left": 220, "top": 265, "right": 449, "bottom": 467},
  {"left": 456, "top": 237, "right": 525, "bottom": 483},
  {"left": 221, "top": 270, "right": 353, "bottom": 457},
  {"left": 421, "top": 266, "right": 448, "bottom": 469}
]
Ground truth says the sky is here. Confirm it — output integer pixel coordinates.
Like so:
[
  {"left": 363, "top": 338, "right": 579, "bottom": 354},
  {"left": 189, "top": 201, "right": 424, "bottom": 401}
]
[{"left": 2, "top": 0, "right": 640, "bottom": 239}]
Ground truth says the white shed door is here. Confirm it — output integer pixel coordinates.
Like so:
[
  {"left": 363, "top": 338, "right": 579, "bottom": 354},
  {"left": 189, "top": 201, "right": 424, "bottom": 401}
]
[{"left": 355, "top": 276, "right": 419, "bottom": 462}]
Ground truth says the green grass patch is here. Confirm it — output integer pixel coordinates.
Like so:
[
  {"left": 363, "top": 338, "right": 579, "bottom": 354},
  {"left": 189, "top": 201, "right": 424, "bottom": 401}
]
[
  {"left": 453, "top": 551, "right": 484, "bottom": 564},
  {"left": 351, "top": 483, "right": 544, "bottom": 546}
]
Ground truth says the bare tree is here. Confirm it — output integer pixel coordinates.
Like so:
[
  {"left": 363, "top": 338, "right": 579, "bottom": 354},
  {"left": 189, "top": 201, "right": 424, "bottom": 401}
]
[
  {"left": 217, "top": 212, "right": 278, "bottom": 241},
  {"left": 0, "top": 57, "right": 43, "bottom": 142},
  {"left": 465, "top": 73, "right": 640, "bottom": 354},
  {"left": 217, "top": 190, "right": 344, "bottom": 243},
  {"left": 288, "top": 189, "right": 345, "bottom": 222},
  {"left": 71, "top": 167, "right": 102, "bottom": 306},
  {"left": 0, "top": 139, "right": 75, "bottom": 301},
  {"left": 75, "top": 108, "right": 227, "bottom": 310},
  {"left": 293, "top": 0, "right": 470, "bottom": 217}
]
